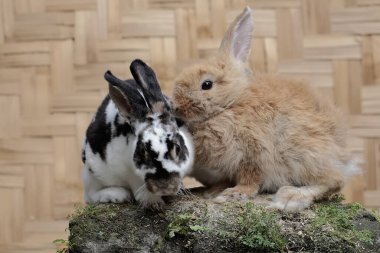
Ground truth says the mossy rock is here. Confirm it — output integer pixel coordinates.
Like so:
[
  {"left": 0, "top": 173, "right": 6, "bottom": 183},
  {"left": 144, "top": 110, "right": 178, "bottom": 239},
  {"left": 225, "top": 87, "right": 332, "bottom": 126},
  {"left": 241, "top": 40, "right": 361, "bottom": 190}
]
[{"left": 67, "top": 195, "right": 380, "bottom": 253}]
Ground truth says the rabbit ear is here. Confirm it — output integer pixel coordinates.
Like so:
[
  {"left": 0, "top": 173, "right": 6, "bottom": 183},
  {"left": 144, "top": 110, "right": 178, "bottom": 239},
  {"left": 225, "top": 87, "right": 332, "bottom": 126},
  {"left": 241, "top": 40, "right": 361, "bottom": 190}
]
[
  {"left": 219, "top": 7, "right": 253, "bottom": 63},
  {"left": 104, "top": 70, "right": 148, "bottom": 119},
  {"left": 130, "top": 59, "right": 167, "bottom": 107}
]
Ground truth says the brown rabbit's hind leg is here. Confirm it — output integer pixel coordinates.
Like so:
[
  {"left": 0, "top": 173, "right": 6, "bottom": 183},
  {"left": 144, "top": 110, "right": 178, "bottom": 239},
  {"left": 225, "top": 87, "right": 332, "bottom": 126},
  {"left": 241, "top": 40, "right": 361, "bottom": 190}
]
[
  {"left": 213, "top": 168, "right": 261, "bottom": 203},
  {"left": 268, "top": 170, "right": 344, "bottom": 212}
]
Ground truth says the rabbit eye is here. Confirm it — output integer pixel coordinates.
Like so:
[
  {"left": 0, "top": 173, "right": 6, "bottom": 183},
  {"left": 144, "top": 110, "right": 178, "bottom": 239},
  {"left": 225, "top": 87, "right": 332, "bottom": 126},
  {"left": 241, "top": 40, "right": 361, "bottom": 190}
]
[
  {"left": 201, "top": 80, "right": 213, "bottom": 90},
  {"left": 170, "top": 143, "right": 181, "bottom": 159},
  {"left": 174, "top": 143, "right": 181, "bottom": 155}
]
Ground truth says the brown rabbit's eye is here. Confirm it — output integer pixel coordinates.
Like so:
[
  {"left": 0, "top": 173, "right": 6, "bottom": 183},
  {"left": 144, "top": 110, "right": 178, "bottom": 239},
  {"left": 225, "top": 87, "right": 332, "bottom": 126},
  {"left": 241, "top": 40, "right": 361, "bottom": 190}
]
[{"left": 201, "top": 80, "right": 213, "bottom": 90}]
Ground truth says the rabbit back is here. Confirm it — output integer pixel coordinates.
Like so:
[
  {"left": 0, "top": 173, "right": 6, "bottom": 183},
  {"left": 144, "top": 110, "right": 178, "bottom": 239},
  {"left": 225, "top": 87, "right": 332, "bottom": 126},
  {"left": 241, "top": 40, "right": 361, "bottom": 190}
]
[
  {"left": 245, "top": 75, "right": 352, "bottom": 192},
  {"left": 83, "top": 95, "right": 136, "bottom": 186},
  {"left": 188, "top": 74, "right": 355, "bottom": 193}
]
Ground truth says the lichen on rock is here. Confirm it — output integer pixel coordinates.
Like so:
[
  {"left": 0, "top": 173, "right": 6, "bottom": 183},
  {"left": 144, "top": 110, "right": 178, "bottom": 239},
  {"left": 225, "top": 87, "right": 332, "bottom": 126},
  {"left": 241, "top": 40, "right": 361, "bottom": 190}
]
[{"left": 68, "top": 195, "right": 380, "bottom": 253}]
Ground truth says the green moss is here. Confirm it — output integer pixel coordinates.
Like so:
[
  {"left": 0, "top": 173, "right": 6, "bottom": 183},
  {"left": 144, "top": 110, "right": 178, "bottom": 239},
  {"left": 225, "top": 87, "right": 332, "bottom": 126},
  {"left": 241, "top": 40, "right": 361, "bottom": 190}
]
[
  {"left": 238, "top": 204, "right": 286, "bottom": 251},
  {"left": 69, "top": 203, "right": 143, "bottom": 252},
  {"left": 282, "top": 197, "right": 375, "bottom": 253},
  {"left": 308, "top": 201, "right": 373, "bottom": 251},
  {"left": 207, "top": 203, "right": 285, "bottom": 252},
  {"left": 152, "top": 237, "right": 164, "bottom": 252},
  {"left": 371, "top": 209, "right": 380, "bottom": 223},
  {"left": 205, "top": 196, "right": 374, "bottom": 252},
  {"left": 69, "top": 196, "right": 378, "bottom": 253},
  {"left": 166, "top": 213, "right": 207, "bottom": 238},
  {"left": 53, "top": 238, "right": 69, "bottom": 253},
  {"left": 70, "top": 203, "right": 125, "bottom": 220}
]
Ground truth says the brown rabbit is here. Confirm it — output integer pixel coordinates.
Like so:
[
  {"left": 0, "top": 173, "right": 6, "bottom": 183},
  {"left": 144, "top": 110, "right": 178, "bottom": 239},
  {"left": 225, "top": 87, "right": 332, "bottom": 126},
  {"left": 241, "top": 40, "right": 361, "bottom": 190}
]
[{"left": 172, "top": 7, "right": 359, "bottom": 212}]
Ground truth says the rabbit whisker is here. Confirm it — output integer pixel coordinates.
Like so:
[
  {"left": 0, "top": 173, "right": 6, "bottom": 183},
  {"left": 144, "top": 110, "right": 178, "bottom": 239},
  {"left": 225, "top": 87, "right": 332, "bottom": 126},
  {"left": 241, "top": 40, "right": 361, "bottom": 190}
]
[{"left": 135, "top": 183, "right": 147, "bottom": 196}]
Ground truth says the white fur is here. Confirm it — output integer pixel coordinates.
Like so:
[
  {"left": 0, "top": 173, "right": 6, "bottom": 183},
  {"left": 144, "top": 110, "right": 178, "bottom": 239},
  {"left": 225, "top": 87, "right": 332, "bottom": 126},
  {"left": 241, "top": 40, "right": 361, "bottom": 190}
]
[
  {"left": 143, "top": 114, "right": 194, "bottom": 177},
  {"left": 140, "top": 114, "right": 194, "bottom": 177},
  {"left": 83, "top": 133, "right": 162, "bottom": 205},
  {"left": 142, "top": 116, "right": 167, "bottom": 159},
  {"left": 162, "top": 126, "right": 194, "bottom": 177},
  {"left": 137, "top": 89, "right": 151, "bottom": 111},
  {"left": 105, "top": 101, "right": 118, "bottom": 135},
  {"left": 268, "top": 185, "right": 321, "bottom": 212},
  {"left": 134, "top": 184, "right": 165, "bottom": 208},
  {"left": 105, "top": 101, "right": 118, "bottom": 124},
  {"left": 91, "top": 187, "right": 132, "bottom": 203},
  {"left": 343, "top": 157, "right": 362, "bottom": 178}
]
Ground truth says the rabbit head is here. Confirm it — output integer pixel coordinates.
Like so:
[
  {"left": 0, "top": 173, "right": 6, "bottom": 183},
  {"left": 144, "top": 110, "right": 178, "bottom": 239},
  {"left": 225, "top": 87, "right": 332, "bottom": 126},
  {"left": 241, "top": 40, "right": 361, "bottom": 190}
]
[
  {"left": 173, "top": 7, "right": 254, "bottom": 123},
  {"left": 105, "top": 59, "right": 192, "bottom": 196}
]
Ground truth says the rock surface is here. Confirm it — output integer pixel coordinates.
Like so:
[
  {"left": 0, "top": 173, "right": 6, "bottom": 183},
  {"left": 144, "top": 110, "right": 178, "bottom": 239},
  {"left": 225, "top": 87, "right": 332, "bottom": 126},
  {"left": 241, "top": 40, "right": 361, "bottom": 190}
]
[{"left": 68, "top": 195, "right": 380, "bottom": 253}]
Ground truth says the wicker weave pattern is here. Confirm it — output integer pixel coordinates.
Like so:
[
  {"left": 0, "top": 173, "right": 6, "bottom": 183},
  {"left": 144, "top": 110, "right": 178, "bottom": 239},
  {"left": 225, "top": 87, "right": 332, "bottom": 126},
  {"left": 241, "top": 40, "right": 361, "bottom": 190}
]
[{"left": 0, "top": 0, "right": 380, "bottom": 251}]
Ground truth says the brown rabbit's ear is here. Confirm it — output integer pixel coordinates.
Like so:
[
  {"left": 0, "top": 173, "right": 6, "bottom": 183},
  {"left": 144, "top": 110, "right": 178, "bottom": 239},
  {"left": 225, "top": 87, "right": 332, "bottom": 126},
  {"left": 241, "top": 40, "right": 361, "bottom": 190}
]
[{"left": 219, "top": 7, "right": 253, "bottom": 63}]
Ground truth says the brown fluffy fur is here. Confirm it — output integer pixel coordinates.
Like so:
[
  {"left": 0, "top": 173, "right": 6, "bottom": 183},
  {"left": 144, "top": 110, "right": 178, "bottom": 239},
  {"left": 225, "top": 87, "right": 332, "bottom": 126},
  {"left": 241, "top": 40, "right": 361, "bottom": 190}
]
[{"left": 172, "top": 7, "right": 357, "bottom": 211}]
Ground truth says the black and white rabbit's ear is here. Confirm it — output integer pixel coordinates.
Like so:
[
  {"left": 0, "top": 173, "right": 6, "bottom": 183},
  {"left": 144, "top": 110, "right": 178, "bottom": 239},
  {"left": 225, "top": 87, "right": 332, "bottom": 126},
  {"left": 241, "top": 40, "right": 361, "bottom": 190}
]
[
  {"left": 129, "top": 59, "right": 168, "bottom": 112},
  {"left": 104, "top": 70, "right": 148, "bottom": 119}
]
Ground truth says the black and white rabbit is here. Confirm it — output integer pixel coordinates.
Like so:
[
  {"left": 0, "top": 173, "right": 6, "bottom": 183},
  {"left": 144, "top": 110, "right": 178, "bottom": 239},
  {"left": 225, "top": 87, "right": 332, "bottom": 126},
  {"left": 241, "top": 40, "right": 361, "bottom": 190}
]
[{"left": 82, "top": 59, "right": 194, "bottom": 209}]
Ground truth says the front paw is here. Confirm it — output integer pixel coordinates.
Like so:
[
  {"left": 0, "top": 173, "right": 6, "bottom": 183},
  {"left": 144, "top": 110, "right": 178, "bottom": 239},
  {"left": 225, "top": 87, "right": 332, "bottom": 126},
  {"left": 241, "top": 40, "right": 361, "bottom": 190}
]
[
  {"left": 213, "top": 185, "right": 258, "bottom": 203},
  {"left": 140, "top": 195, "right": 165, "bottom": 210},
  {"left": 92, "top": 187, "right": 132, "bottom": 203}
]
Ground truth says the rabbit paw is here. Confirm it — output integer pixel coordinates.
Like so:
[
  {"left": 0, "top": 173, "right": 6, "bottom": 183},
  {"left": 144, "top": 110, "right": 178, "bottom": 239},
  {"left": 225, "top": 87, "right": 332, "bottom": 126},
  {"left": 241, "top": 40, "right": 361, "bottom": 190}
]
[
  {"left": 140, "top": 195, "right": 165, "bottom": 210},
  {"left": 134, "top": 185, "right": 165, "bottom": 210},
  {"left": 92, "top": 187, "right": 132, "bottom": 203},
  {"left": 213, "top": 185, "right": 258, "bottom": 203},
  {"left": 267, "top": 186, "right": 313, "bottom": 212}
]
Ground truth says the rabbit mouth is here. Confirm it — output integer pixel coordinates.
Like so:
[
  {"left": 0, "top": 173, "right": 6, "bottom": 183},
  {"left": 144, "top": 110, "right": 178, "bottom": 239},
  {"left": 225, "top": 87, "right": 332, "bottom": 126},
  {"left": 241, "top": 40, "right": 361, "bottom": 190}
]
[
  {"left": 145, "top": 173, "right": 182, "bottom": 196},
  {"left": 146, "top": 181, "right": 181, "bottom": 196}
]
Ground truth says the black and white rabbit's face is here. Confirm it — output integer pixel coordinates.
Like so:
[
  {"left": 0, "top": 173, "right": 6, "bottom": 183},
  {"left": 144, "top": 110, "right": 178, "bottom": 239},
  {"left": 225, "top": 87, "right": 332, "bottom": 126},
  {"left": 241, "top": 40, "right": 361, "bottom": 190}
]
[
  {"left": 105, "top": 59, "right": 193, "bottom": 197},
  {"left": 133, "top": 112, "right": 189, "bottom": 195}
]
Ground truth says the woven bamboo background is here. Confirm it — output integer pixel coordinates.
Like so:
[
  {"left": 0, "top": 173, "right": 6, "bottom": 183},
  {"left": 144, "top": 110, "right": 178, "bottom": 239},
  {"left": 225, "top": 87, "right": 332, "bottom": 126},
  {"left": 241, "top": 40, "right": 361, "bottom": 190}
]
[{"left": 1, "top": 0, "right": 380, "bottom": 252}]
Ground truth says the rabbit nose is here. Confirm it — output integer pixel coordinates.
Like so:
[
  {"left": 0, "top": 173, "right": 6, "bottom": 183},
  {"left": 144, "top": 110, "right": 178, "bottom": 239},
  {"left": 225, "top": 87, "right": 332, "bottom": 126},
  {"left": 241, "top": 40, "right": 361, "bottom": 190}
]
[
  {"left": 145, "top": 173, "right": 181, "bottom": 195},
  {"left": 146, "top": 180, "right": 180, "bottom": 195},
  {"left": 174, "top": 107, "right": 181, "bottom": 115}
]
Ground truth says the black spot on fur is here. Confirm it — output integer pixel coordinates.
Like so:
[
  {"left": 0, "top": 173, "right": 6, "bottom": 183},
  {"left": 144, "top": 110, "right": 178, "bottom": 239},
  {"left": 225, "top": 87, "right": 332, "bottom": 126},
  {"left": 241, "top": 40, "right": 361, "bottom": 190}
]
[
  {"left": 114, "top": 114, "right": 133, "bottom": 141},
  {"left": 164, "top": 139, "right": 173, "bottom": 160},
  {"left": 86, "top": 96, "right": 112, "bottom": 160},
  {"left": 81, "top": 139, "right": 87, "bottom": 163},
  {"left": 158, "top": 112, "right": 171, "bottom": 124},
  {"left": 133, "top": 139, "right": 145, "bottom": 167},
  {"left": 86, "top": 96, "right": 133, "bottom": 161},
  {"left": 134, "top": 139, "right": 159, "bottom": 169},
  {"left": 164, "top": 133, "right": 189, "bottom": 162},
  {"left": 133, "top": 138, "right": 180, "bottom": 181},
  {"left": 88, "top": 167, "right": 94, "bottom": 174},
  {"left": 176, "top": 134, "right": 188, "bottom": 161},
  {"left": 175, "top": 117, "right": 185, "bottom": 128}
]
